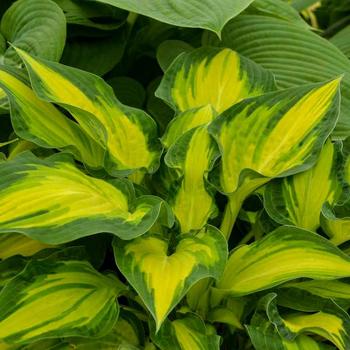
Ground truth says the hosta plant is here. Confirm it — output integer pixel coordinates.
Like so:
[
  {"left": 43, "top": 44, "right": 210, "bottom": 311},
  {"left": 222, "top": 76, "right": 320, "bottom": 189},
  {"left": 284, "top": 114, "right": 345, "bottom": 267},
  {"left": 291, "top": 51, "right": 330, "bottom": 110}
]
[{"left": 0, "top": 0, "right": 350, "bottom": 349}]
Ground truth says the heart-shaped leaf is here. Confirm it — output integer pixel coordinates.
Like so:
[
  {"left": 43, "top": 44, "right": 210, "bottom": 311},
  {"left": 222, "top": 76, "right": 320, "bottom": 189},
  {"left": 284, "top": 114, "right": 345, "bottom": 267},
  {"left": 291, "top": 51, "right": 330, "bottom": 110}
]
[
  {"left": 113, "top": 225, "right": 227, "bottom": 330},
  {"left": 1, "top": 0, "right": 66, "bottom": 65}
]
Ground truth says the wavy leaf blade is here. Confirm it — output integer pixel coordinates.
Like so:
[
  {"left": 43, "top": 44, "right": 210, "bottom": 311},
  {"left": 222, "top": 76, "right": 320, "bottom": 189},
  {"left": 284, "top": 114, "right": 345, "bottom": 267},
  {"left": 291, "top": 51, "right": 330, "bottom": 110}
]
[
  {"left": 0, "top": 260, "right": 121, "bottom": 344},
  {"left": 16, "top": 49, "right": 160, "bottom": 175},
  {"left": 157, "top": 47, "right": 276, "bottom": 113},
  {"left": 0, "top": 152, "right": 164, "bottom": 244},
  {"left": 217, "top": 226, "right": 350, "bottom": 295}
]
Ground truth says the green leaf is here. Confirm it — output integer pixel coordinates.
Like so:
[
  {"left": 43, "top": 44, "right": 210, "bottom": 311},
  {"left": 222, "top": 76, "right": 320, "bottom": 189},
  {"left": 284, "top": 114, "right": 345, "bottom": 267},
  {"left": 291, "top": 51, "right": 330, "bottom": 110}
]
[
  {"left": 85, "top": 0, "right": 255, "bottom": 35},
  {"left": 209, "top": 80, "right": 340, "bottom": 237},
  {"left": 209, "top": 14, "right": 350, "bottom": 137},
  {"left": 1, "top": 0, "right": 66, "bottom": 65},
  {"left": 331, "top": 26, "right": 350, "bottom": 58},
  {"left": 61, "top": 28, "right": 127, "bottom": 76},
  {"left": 0, "top": 233, "right": 52, "bottom": 260},
  {"left": 156, "top": 40, "right": 193, "bottom": 72},
  {"left": 0, "top": 65, "right": 105, "bottom": 169},
  {"left": 0, "top": 259, "right": 121, "bottom": 345},
  {"left": 0, "top": 255, "right": 27, "bottom": 289},
  {"left": 217, "top": 226, "right": 350, "bottom": 296},
  {"left": 54, "top": 0, "right": 127, "bottom": 30},
  {"left": 156, "top": 47, "right": 276, "bottom": 114},
  {"left": 113, "top": 225, "right": 227, "bottom": 330},
  {"left": 264, "top": 140, "right": 342, "bottom": 231},
  {"left": 0, "top": 152, "right": 169, "bottom": 244},
  {"left": 108, "top": 77, "right": 146, "bottom": 109},
  {"left": 248, "top": 0, "right": 310, "bottom": 28},
  {"left": 16, "top": 48, "right": 161, "bottom": 175},
  {"left": 151, "top": 315, "right": 220, "bottom": 350}
]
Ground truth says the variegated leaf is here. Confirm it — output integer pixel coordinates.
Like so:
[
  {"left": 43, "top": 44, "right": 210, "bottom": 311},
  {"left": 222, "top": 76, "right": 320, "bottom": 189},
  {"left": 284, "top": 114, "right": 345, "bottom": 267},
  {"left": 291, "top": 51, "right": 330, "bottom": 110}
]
[
  {"left": 113, "top": 225, "right": 227, "bottom": 330},
  {"left": 259, "top": 293, "right": 350, "bottom": 350},
  {"left": 321, "top": 202, "right": 350, "bottom": 245},
  {"left": 16, "top": 48, "right": 160, "bottom": 175},
  {"left": 246, "top": 327, "right": 331, "bottom": 350},
  {"left": 151, "top": 315, "right": 220, "bottom": 350},
  {"left": 217, "top": 226, "right": 350, "bottom": 296},
  {"left": 264, "top": 140, "right": 341, "bottom": 231},
  {"left": 280, "top": 280, "right": 350, "bottom": 307},
  {"left": 0, "top": 65, "right": 105, "bottom": 169},
  {"left": 0, "top": 233, "right": 52, "bottom": 260},
  {"left": 208, "top": 79, "right": 341, "bottom": 237},
  {"left": 158, "top": 47, "right": 275, "bottom": 232},
  {"left": 161, "top": 105, "right": 216, "bottom": 149},
  {"left": 0, "top": 152, "right": 169, "bottom": 244},
  {"left": 0, "top": 259, "right": 122, "bottom": 345},
  {"left": 164, "top": 125, "right": 219, "bottom": 232},
  {"left": 156, "top": 47, "right": 276, "bottom": 114}
]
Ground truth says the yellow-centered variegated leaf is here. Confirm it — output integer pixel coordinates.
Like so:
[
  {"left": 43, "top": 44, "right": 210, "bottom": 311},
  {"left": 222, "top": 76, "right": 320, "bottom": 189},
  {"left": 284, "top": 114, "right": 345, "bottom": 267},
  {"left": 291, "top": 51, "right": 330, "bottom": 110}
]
[
  {"left": 16, "top": 48, "right": 160, "bottom": 175},
  {"left": 246, "top": 327, "right": 328, "bottom": 350},
  {"left": 151, "top": 315, "right": 220, "bottom": 350},
  {"left": 281, "top": 280, "right": 350, "bottom": 302},
  {"left": 264, "top": 140, "right": 341, "bottom": 231},
  {"left": 0, "top": 259, "right": 122, "bottom": 345},
  {"left": 321, "top": 202, "right": 350, "bottom": 245},
  {"left": 0, "top": 152, "right": 169, "bottom": 244},
  {"left": 164, "top": 125, "right": 219, "bottom": 232},
  {"left": 0, "top": 233, "right": 52, "bottom": 259},
  {"left": 260, "top": 293, "right": 350, "bottom": 350},
  {"left": 217, "top": 226, "right": 350, "bottom": 296},
  {"left": 209, "top": 79, "right": 340, "bottom": 237},
  {"left": 156, "top": 47, "right": 276, "bottom": 113},
  {"left": 161, "top": 105, "right": 216, "bottom": 149},
  {"left": 0, "top": 65, "right": 104, "bottom": 169},
  {"left": 113, "top": 225, "right": 227, "bottom": 330}
]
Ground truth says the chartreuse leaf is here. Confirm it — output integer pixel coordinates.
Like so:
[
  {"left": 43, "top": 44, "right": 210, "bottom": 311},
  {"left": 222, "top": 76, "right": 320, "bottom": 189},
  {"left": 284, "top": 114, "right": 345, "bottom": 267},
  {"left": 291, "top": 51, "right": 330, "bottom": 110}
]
[
  {"left": 0, "top": 65, "right": 105, "bottom": 169},
  {"left": 0, "top": 152, "right": 168, "bottom": 244},
  {"left": 264, "top": 140, "right": 341, "bottom": 231},
  {"left": 1, "top": 0, "right": 66, "bottom": 65},
  {"left": 151, "top": 315, "right": 220, "bottom": 350},
  {"left": 0, "top": 259, "right": 121, "bottom": 345},
  {"left": 0, "top": 233, "right": 51, "bottom": 259},
  {"left": 260, "top": 293, "right": 350, "bottom": 350},
  {"left": 208, "top": 14, "right": 350, "bottom": 137},
  {"left": 216, "top": 226, "right": 350, "bottom": 296},
  {"left": 158, "top": 47, "right": 275, "bottom": 232},
  {"left": 281, "top": 280, "right": 350, "bottom": 303},
  {"left": 113, "top": 225, "right": 227, "bottom": 330},
  {"left": 320, "top": 202, "right": 350, "bottom": 245},
  {"left": 164, "top": 124, "right": 220, "bottom": 232},
  {"left": 246, "top": 327, "right": 331, "bottom": 350},
  {"left": 209, "top": 80, "right": 340, "bottom": 237},
  {"left": 161, "top": 105, "right": 216, "bottom": 149},
  {"left": 18, "top": 311, "right": 142, "bottom": 349},
  {"left": 16, "top": 48, "right": 160, "bottom": 175},
  {"left": 87, "top": 0, "right": 254, "bottom": 35},
  {"left": 156, "top": 47, "right": 276, "bottom": 114}
]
